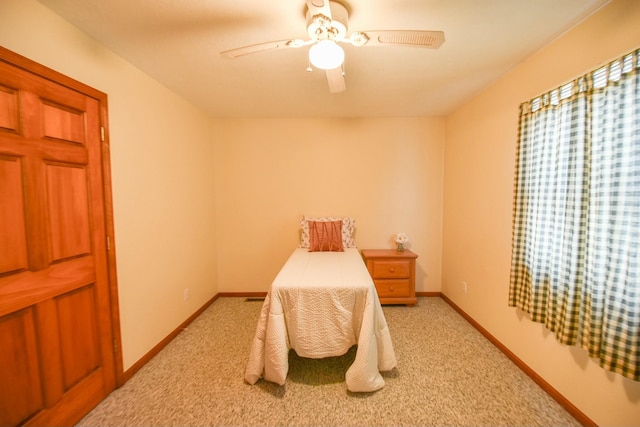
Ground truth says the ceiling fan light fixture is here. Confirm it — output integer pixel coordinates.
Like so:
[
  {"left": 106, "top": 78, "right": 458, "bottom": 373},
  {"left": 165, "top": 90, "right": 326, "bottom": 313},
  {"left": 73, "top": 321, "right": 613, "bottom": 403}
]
[{"left": 309, "top": 40, "right": 344, "bottom": 70}]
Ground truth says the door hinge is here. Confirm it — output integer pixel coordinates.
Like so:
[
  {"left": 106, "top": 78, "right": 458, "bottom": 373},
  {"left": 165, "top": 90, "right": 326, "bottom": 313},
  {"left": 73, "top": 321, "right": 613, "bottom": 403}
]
[
  {"left": 106, "top": 236, "right": 111, "bottom": 251},
  {"left": 113, "top": 339, "right": 119, "bottom": 354},
  {"left": 100, "top": 126, "right": 105, "bottom": 142}
]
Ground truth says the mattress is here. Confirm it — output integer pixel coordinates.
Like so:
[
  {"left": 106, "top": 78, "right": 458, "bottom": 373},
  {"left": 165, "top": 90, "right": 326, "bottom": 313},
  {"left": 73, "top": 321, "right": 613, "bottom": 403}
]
[{"left": 244, "top": 248, "right": 397, "bottom": 392}]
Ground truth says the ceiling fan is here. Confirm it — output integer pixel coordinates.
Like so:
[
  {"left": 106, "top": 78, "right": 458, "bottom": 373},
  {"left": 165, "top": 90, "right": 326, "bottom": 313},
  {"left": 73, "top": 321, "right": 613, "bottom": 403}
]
[{"left": 220, "top": 0, "right": 445, "bottom": 93}]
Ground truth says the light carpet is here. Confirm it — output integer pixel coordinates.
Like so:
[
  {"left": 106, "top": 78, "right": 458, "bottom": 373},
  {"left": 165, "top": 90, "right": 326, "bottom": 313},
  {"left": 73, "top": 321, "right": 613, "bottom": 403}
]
[{"left": 77, "top": 297, "right": 581, "bottom": 426}]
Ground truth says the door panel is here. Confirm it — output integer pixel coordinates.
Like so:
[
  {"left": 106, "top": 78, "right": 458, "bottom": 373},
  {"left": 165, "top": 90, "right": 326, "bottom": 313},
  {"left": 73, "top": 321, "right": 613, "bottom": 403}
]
[
  {"left": 0, "top": 155, "right": 28, "bottom": 274},
  {"left": 57, "top": 285, "right": 100, "bottom": 389},
  {"left": 0, "top": 84, "right": 19, "bottom": 132},
  {"left": 46, "top": 163, "right": 91, "bottom": 262},
  {"left": 42, "top": 101, "right": 85, "bottom": 144},
  {"left": 0, "top": 308, "right": 43, "bottom": 426},
  {"left": 0, "top": 51, "right": 118, "bottom": 426}
]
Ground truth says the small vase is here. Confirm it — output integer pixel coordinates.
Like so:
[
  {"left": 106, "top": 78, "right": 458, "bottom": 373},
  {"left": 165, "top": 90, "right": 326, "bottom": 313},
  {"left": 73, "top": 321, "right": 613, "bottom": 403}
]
[{"left": 396, "top": 243, "right": 404, "bottom": 252}]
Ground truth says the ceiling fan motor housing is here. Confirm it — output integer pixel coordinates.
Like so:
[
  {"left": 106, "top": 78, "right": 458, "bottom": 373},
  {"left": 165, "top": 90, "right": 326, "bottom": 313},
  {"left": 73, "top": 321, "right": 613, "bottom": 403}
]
[{"left": 306, "top": 1, "right": 349, "bottom": 41}]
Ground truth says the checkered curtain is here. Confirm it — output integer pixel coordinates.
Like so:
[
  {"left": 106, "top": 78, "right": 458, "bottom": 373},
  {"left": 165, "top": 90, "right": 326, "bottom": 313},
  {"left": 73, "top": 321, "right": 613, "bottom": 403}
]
[{"left": 510, "top": 49, "right": 640, "bottom": 381}]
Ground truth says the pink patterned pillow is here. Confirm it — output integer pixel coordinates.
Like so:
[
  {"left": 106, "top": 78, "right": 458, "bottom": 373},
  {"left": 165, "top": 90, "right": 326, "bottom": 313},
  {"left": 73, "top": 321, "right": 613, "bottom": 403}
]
[
  {"left": 308, "top": 220, "right": 344, "bottom": 252},
  {"left": 300, "top": 216, "right": 355, "bottom": 248}
]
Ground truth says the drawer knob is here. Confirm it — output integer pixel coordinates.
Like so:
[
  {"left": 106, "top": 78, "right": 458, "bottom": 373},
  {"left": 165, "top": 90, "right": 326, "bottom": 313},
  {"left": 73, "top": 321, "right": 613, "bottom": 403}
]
[
  {"left": 389, "top": 286, "right": 394, "bottom": 291},
  {"left": 389, "top": 267, "right": 395, "bottom": 272}
]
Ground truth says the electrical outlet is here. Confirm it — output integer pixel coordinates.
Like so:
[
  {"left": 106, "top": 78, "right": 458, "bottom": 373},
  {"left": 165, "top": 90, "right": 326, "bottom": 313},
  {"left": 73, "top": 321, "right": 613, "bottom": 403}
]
[
  {"left": 183, "top": 288, "right": 190, "bottom": 301},
  {"left": 462, "top": 281, "right": 468, "bottom": 294}
]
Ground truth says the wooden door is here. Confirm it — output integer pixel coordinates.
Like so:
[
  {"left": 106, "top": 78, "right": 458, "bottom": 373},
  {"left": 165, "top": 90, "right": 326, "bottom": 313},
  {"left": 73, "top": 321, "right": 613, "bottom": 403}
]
[{"left": 0, "top": 49, "right": 120, "bottom": 426}]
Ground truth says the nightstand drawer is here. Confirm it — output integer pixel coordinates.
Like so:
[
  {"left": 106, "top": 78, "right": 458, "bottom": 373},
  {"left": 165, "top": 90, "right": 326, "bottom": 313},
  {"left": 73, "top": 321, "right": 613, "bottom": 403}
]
[
  {"left": 362, "top": 249, "right": 418, "bottom": 306},
  {"left": 374, "top": 279, "right": 410, "bottom": 297},
  {"left": 372, "top": 260, "right": 410, "bottom": 279}
]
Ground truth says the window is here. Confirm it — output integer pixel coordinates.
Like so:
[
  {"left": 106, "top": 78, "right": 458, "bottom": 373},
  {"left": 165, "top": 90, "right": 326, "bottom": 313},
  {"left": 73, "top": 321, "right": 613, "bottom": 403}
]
[{"left": 509, "top": 48, "right": 639, "bottom": 381}]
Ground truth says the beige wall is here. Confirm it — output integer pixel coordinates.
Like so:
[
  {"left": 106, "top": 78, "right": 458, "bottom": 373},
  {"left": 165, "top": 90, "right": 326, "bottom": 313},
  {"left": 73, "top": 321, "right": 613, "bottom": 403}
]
[
  {"left": 0, "top": 0, "right": 219, "bottom": 370},
  {"left": 3, "top": 0, "right": 640, "bottom": 425},
  {"left": 442, "top": 0, "right": 640, "bottom": 425},
  {"left": 212, "top": 118, "right": 444, "bottom": 293}
]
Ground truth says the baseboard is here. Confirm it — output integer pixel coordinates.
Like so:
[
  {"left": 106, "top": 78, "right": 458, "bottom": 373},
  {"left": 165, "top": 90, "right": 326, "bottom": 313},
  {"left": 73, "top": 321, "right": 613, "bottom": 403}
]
[
  {"left": 416, "top": 291, "right": 441, "bottom": 297},
  {"left": 439, "top": 293, "right": 596, "bottom": 427},
  {"left": 121, "top": 294, "right": 219, "bottom": 383},
  {"left": 218, "top": 291, "right": 268, "bottom": 298}
]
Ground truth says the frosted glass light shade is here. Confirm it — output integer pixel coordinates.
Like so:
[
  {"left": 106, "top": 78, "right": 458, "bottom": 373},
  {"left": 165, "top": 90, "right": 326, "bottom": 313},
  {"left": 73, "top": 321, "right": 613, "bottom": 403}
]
[{"left": 309, "top": 40, "right": 344, "bottom": 70}]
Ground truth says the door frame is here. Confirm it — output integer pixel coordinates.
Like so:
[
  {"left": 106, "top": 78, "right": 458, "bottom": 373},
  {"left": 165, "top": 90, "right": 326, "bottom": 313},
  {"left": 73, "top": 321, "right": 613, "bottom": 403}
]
[{"left": 0, "top": 45, "right": 124, "bottom": 387}]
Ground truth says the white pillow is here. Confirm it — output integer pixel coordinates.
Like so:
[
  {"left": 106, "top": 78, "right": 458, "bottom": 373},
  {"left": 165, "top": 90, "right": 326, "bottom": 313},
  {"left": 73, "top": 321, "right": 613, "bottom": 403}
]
[{"left": 300, "top": 216, "right": 356, "bottom": 248}]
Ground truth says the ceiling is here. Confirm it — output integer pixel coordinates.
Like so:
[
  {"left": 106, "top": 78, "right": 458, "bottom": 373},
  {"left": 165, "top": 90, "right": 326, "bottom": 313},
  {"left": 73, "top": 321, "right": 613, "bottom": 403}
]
[{"left": 36, "top": 0, "right": 608, "bottom": 118}]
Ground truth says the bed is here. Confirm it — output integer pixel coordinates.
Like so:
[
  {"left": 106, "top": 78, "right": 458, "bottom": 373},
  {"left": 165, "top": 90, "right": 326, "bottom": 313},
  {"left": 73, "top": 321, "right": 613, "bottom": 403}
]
[{"left": 244, "top": 217, "right": 397, "bottom": 392}]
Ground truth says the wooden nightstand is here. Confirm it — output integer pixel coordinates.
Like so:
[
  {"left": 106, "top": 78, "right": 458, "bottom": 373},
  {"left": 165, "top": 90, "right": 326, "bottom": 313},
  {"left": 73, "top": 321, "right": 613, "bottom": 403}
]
[{"left": 361, "top": 249, "right": 418, "bottom": 306}]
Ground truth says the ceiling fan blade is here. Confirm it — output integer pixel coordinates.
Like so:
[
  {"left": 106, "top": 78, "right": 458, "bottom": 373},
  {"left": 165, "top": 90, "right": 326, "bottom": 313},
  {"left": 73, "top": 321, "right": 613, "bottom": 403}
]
[
  {"left": 325, "top": 67, "right": 345, "bottom": 93},
  {"left": 306, "top": 0, "right": 333, "bottom": 20},
  {"left": 353, "top": 30, "right": 445, "bottom": 49},
  {"left": 221, "top": 39, "right": 307, "bottom": 58}
]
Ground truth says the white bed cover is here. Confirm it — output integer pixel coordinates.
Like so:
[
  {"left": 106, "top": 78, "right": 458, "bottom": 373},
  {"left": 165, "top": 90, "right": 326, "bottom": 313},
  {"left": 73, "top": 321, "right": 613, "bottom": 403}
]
[{"left": 244, "top": 248, "right": 397, "bottom": 392}]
